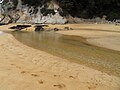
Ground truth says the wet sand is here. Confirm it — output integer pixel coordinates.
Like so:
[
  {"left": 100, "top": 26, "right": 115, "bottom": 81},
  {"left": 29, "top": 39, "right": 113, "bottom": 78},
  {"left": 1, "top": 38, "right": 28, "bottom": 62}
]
[
  {"left": 0, "top": 24, "right": 120, "bottom": 90},
  {"left": 11, "top": 31, "right": 120, "bottom": 77},
  {"left": 56, "top": 24, "right": 120, "bottom": 51},
  {"left": 2, "top": 23, "right": 120, "bottom": 51},
  {"left": 0, "top": 33, "right": 119, "bottom": 90}
]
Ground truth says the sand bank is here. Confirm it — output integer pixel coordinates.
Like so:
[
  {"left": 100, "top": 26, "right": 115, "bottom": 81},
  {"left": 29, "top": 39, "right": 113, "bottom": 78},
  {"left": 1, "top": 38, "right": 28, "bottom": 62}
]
[
  {"left": 0, "top": 32, "right": 120, "bottom": 90},
  {"left": 56, "top": 24, "right": 120, "bottom": 51},
  {"left": 1, "top": 23, "right": 120, "bottom": 32}
]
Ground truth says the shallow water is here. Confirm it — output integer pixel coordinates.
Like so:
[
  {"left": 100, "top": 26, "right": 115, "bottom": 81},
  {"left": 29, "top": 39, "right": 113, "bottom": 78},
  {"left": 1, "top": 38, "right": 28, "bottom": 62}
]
[{"left": 11, "top": 31, "right": 120, "bottom": 77}]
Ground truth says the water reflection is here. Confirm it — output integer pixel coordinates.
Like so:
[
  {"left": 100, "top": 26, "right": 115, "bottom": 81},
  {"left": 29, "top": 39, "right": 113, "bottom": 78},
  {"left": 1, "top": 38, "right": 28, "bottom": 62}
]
[{"left": 11, "top": 31, "right": 120, "bottom": 77}]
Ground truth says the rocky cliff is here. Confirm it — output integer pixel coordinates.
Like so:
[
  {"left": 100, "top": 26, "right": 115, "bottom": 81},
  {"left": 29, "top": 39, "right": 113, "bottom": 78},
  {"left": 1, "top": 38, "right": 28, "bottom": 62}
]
[
  {"left": 0, "top": 0, "right": 67, "bottom": 24},
  {"left": 1, "top": 0, "right": 120, "bottom": 24}
]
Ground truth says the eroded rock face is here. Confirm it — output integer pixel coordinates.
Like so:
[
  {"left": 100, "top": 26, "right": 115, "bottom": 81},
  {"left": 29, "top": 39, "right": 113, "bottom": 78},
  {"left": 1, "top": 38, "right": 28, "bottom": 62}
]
[
  {"left": 1, "top": 0, "right": 67, "bottom": 24},
  {"left": 17, "top": 6, "right": 67, "bottom": 24}
]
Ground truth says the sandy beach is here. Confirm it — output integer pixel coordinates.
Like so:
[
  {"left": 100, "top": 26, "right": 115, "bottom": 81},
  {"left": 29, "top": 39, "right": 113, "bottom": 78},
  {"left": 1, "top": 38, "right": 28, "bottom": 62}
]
[
  {"left": 0, "top": 24, "right": 120, "bottom": 90},
  {"left": 56, "top": 24, "right": 120, "bottom": 51}
]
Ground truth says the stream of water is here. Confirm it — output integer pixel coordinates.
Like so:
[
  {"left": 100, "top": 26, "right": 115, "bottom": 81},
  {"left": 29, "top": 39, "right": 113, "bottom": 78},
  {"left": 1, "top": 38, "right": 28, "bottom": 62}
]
[{"left": 11, "top": 31, "right": 120, "bottom": 77}]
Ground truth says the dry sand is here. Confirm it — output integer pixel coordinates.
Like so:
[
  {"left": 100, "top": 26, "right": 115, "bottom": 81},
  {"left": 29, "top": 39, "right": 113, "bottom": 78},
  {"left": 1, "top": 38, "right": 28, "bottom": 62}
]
[
  {"left": 0, "top": 24, "right": 120, "bottom": 90},
  {"left": 56, "top": 24, "right": 120, "bottom": 51}
]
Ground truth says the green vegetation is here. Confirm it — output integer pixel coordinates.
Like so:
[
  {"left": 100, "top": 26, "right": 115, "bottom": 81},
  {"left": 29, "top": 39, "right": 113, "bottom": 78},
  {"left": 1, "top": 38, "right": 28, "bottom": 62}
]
[{"left": 22, "top": 0, "right": 120, "bottom": 20}]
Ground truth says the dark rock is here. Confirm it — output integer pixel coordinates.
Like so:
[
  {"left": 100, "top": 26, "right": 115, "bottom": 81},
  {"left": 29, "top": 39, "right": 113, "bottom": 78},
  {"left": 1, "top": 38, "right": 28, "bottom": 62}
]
[
  {"left": 34, "top": 25, "right": 44, "bottom": 32},
  {"left": 10, "top": 25, "right": 31, "bottom": 31},
  {"left": 0, "top": 23, "right": 7, "bottom": 26},
  {"left": 54, "top": 28, "right": 59, "bottom": 31},
  {"left": 64, "top": 27, "right": 70, "bottom": 30}
]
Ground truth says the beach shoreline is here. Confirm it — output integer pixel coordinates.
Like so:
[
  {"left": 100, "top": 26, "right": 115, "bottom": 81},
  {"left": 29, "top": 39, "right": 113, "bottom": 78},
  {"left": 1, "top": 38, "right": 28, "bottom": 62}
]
[
  {"left": 0, "top": 24, "right": 120, "bottom": 90},
  {"left": 55, "top": 24, "right": 120, "bottom": 51}
]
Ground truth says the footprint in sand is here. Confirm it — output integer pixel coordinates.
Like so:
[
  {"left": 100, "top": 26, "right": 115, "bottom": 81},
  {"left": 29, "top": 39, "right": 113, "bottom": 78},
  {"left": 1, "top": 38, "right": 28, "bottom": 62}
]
[
  {"left": 40, "top": 71, "right": 45, "bottom": 73},
  {"left": 69, "top": 75, "right": 76, "bottom": 79},
  {"left": 21, "top": 71, "right": 29, "bottom": 74},
  {"left": 87, "top": 82, "right": 98, "bottom": 89},
  {"left": 88, "top": 86, "right": 96, "bottom": 90},
  {"left": 16, "top": 66, "right": 21, "bottom": 69},
  {"left": 10, "top": 64, "right": 15, "bottom": 66},
  {"left": 54, "top": 75, "right": 60, "bottom": 77},
  {"left": 31, "top": 73, "right": 39, "bottom": 77},
  {"left": 53, "top": 83, "right": 66, "bottom": 89},
  {"left": 10, "top": 64, "right": 21, "bottom": 69},
  {"left": 38, "top": 80, "right": 44, "bottom": 84}
]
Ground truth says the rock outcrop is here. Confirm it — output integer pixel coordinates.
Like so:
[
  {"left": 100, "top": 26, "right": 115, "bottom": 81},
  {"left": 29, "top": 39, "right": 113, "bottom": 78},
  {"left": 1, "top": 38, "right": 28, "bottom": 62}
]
[{"left": 0, "top": 0, "right": 67, "bottom": 24}]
